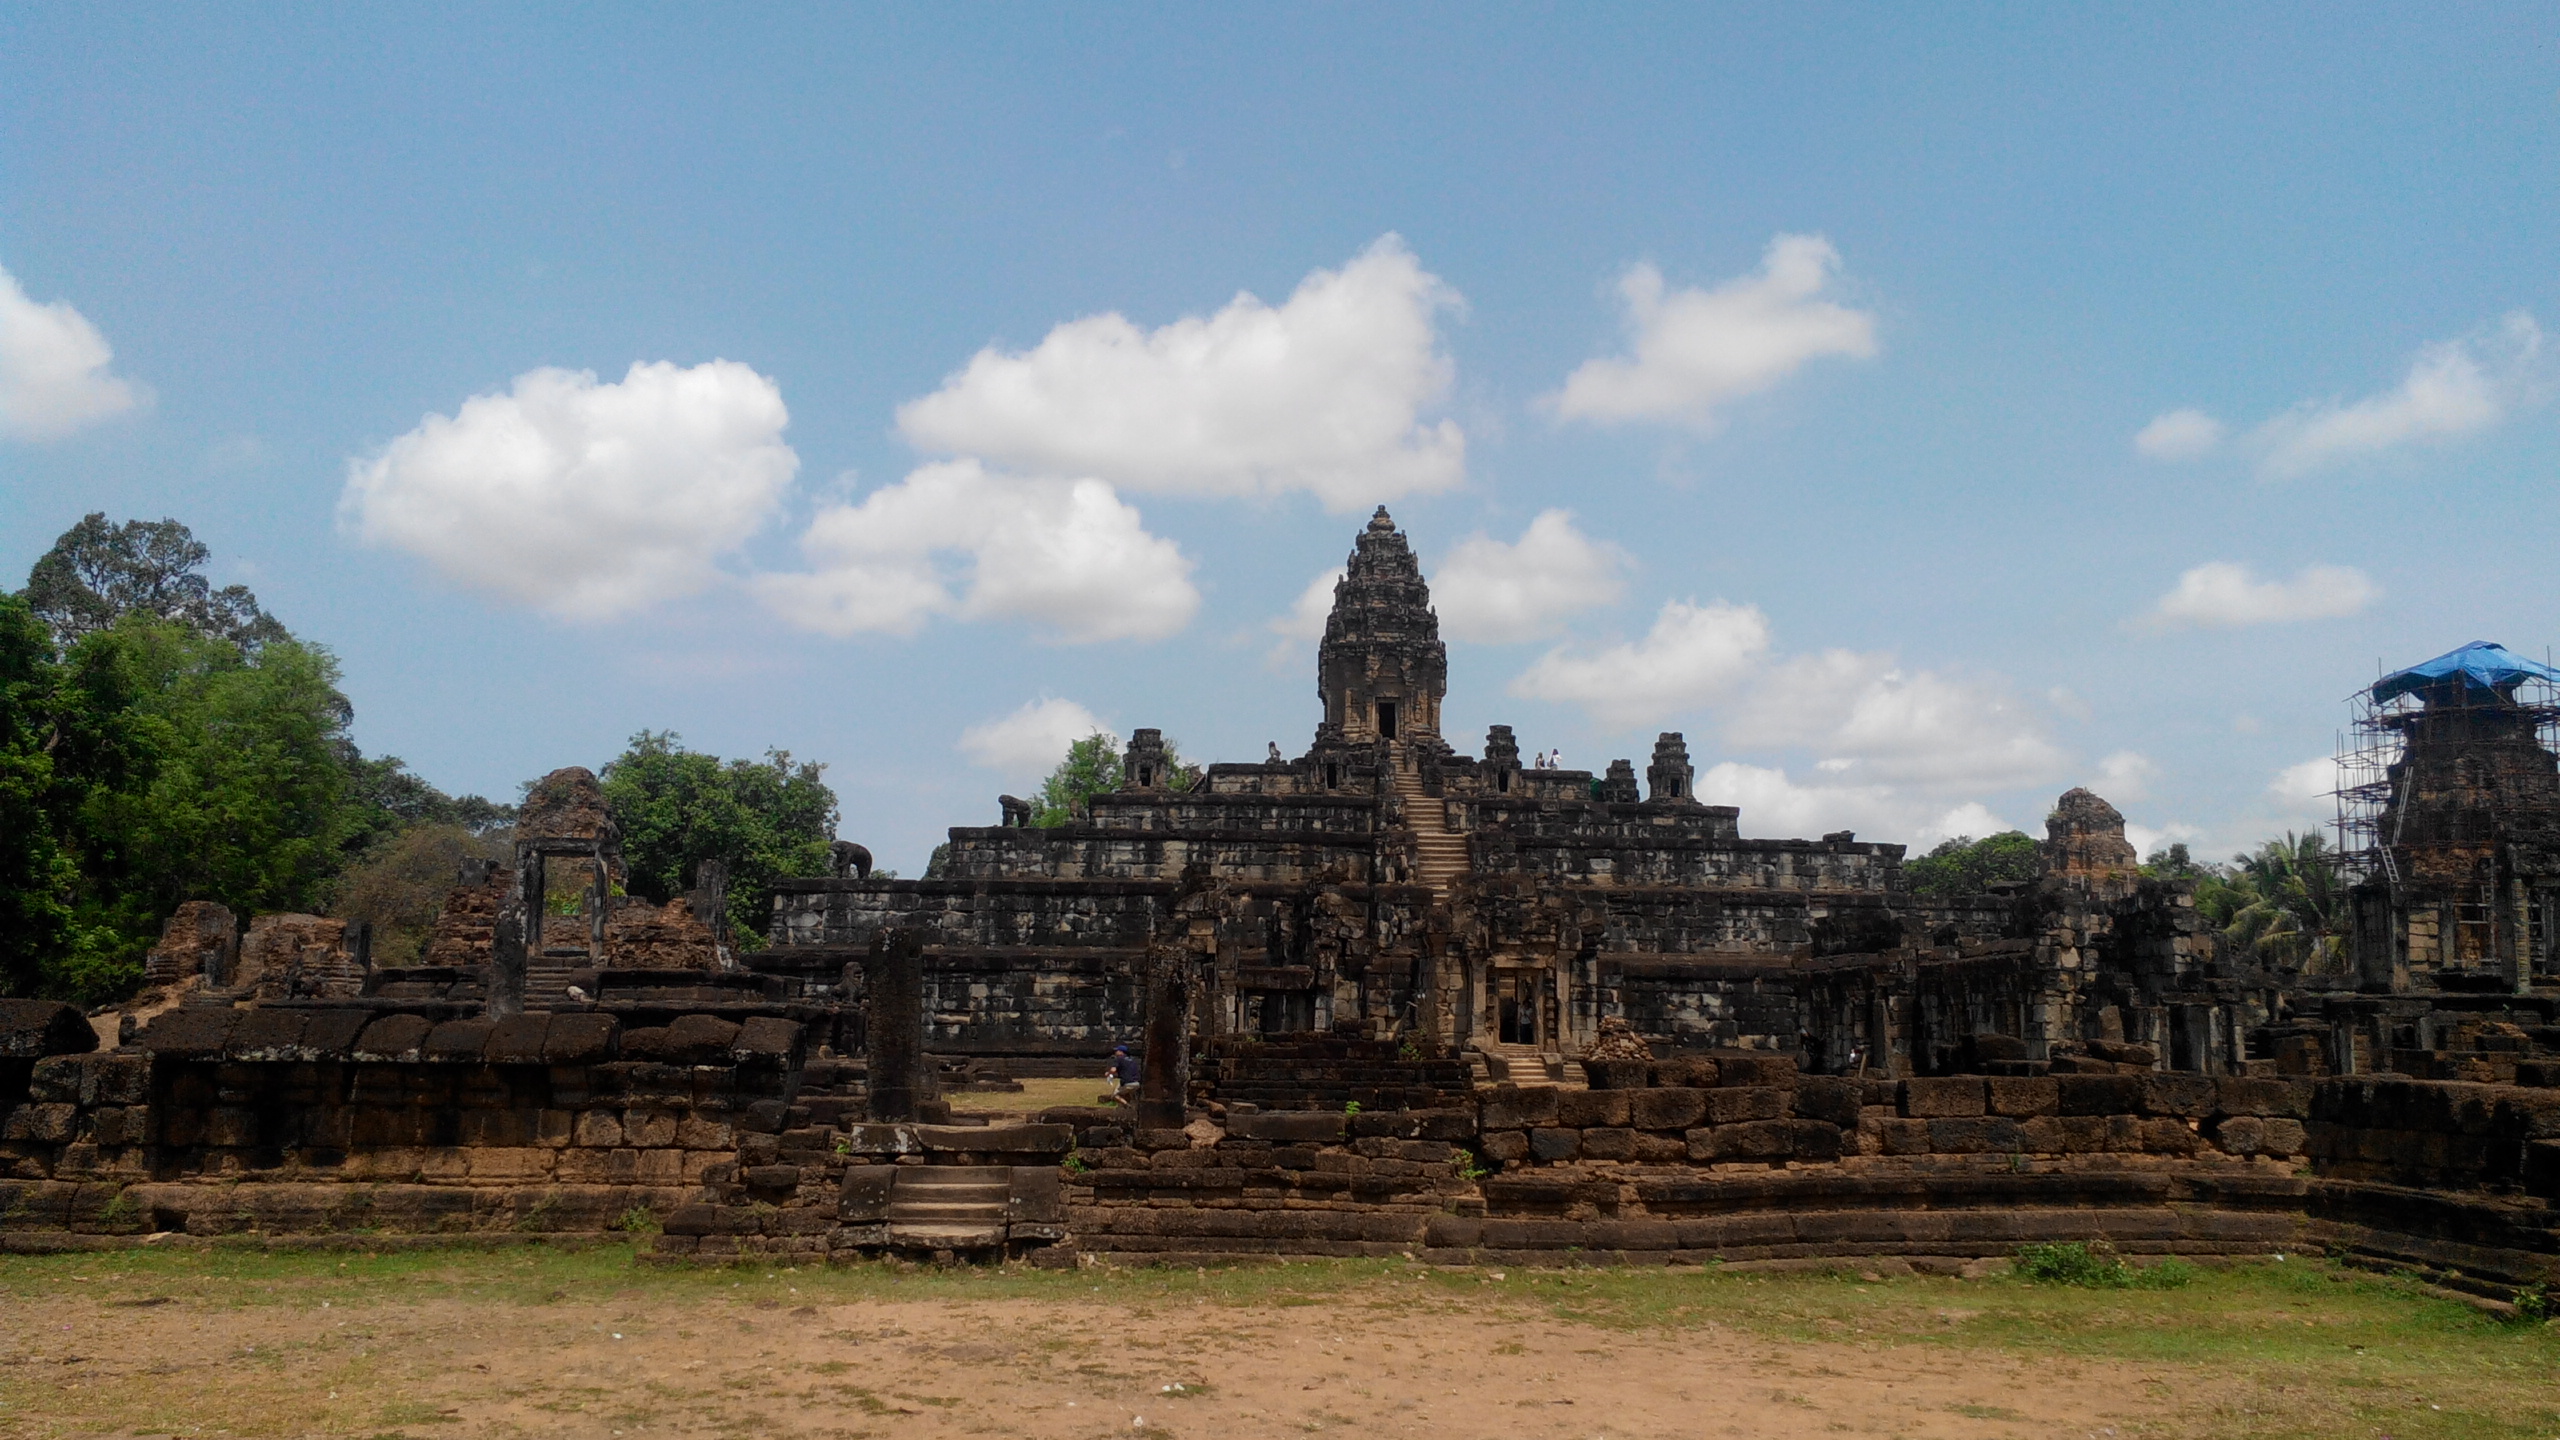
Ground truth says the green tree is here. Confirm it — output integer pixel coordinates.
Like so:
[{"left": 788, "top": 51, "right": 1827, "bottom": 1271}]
[
  {"left": 53, "top": 618, "right": 363, "bottom": 999},
  {"left": 598, "top": 731, "right": 838, "bottom": 947},
  {"left": 23, "top": 512, "right": 290, "bottom": 650},
  {"left": 2212, "top": 831, "right": 2346, "bottom": 972},
  {"left": 1904, "top": 831, "right": 2041, "bottom": 899},
  {"left": 0, "top": 595, "right": 89, "bottom": 996},
  {"left": 326, "top": 822, "right": 510, "bottom": 964},
  {"left": 1028, "top": 731, "right": 1200, "bottom": 827}
]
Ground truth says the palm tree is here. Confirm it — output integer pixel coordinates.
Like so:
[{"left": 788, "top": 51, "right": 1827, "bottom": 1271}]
[{"left": 2215, "top": 832, "right": 2347, "bottom": 972}]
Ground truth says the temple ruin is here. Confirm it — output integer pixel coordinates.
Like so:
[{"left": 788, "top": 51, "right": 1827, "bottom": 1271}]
[{"left": 2, "top": 512, "right": 2556, "bottom": 1298}]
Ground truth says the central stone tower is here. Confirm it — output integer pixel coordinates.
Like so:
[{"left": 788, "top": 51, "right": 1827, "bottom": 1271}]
[{"left": 1317, "top": 506, "right": 1447, "bottom": 746}]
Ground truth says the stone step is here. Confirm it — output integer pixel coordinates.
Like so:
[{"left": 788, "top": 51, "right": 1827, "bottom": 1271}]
[
  {"left": 889, "top": 1201, "right": 1008, "bottom": 1223},
  {"left": 886, "top": 1223, "right": 1006, "bottom": 1249}
]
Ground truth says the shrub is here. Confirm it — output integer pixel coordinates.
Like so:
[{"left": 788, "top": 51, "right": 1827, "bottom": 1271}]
[{"left": 2015, "top": 1240, "right": 2194, "bottom": 1289}]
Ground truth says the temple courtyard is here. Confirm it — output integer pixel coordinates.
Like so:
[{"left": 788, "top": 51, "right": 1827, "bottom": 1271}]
[{"left": 0, "top": 1246, "right": 2549, "bottom": 1440}]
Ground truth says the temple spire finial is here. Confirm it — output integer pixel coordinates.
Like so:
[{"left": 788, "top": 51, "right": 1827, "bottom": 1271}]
[{"left": 1368, "top": 505, "right": 1395, "bottom": 532}]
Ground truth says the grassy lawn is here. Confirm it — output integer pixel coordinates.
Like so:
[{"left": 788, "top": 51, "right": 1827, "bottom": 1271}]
[
  {"left": 0, "top": 1243, "right": 2549, "bottom": 1439},
  {"left": 942, "top": 1075, "right": 1115, "bottom": 1112}
]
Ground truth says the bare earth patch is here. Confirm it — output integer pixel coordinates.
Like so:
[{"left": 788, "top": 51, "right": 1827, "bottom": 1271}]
[{"left": 0, "top": 1247, "right": 2549, "bottom": 1440}]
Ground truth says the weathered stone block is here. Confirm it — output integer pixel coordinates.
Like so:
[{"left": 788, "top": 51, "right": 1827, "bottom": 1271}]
[
  {"left": 731, "top": 1017, "right": 799, "bottom": 1060},
  {"left": 2057, "top": 1074, "right": 2145, "bottom": 1116},
  {"left": 1480, "top": 1131, "right": 1529, "bottom": 1163},
  {"left": 2261, "top": 1118, "right": 2306, "bottom": 1155},
  {"left": 1650, "top": 1057, "right": 1720, "bottom": 1087},
  {"left": 1629, "top": 1087, "right": 1707, "bottom": 1131},
  {"left": 572, "top": 1111, "right": 624, "bottom": 1147},
  {"left": 351, "top": 1013, "right": 431, "bottom": 1063},
  {"left": 2141, "top": 1074, "right": 2217, "bottom": 1118},
  {"left": 1901, "top": 1078, "right": 1987, "bottom": 1118},
  {"left": 424, "top": 1020, "right": 495, "bottom": 1063},
  {"left": 624, "top": 1110, "right": 679, "bottom": 1147},
  {"left": 1578, "top": 1127, "right": 1636, "bottom": 1160},
  {"left": 135, "top": 1008, "right": 238, "bottom": 1060},
  {"left": 1226, "top": 1112, "right": 1346, "bottom": 1143},
  {"left": 1, "top": 1103, "right": 78, "bottom": 1144},
  {"left": 1704, "top": 1087, "right": 1788, "bottom": 1124},
  {"left": 1527, "top": 1127, "right": 1581, "bottom": 1162},
  {"left": 1926, "top": 1117, "right": 2023, "bottom": 1154},
  {"left": 483, "top": 1016, "right": 551, "bottom": 1065},
  {"left": 675, "top": 1117, "right": 734, "bottom": 1150},
  {"left": 2215, "top": 1116, "right": 2269, "bottom": 1155},
  {"left": 468, "top": 1147, "right": 553, "bottom": 1181},
  {"left": 1784, "top": 1119, "right": 1844, "bottom": 1160},
  {"left": 1480, "top": 1085, "right": 1558, "bottom": 1130},
  {"left": 1716, "top": 1055, "right": 1797, "bottom": 1088},
  {"left": 1793, "top": 1077, "right": 1860, "bottom": 1127},
  {"left": 1700, "top": 1119, "right": 1791, "bottom": 1160},
  {"left": 2215, "top": 1076, "right": 2307, "bottom": 1118},
  {"left": 1556, "top": 1090, "right": 1630, "bottom": 1128},
  {"left": 1986, "top": 1076, "right": 2059, "bottom": 1117},
  {"left": 742, "top": 1164, "right": 801, "bottom": 1194},
  {"left": 542, "top": 1014, "right": 618, "bottom": 1064}
]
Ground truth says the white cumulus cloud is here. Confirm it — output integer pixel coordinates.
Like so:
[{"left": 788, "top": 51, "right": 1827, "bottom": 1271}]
[
  {"left": 1726, "top": 650, "right": 2068, "bottom": 792},
  {"left": 1545, "top": 234, "right": 1878, "bottom": 432},
  {"left": 1508, "top": 599, "right": 1771, "bottom": 728},
  {"left": 1430, "top": 510, "right": 1631, "bottom": 643},
  {"left": 895, "top": 236, "right": 1464, "bottom": 510},
  {"left": 2139, "top": 561, "right": 2378, "bottom": 630},
  {"left": 0, "top": 261, "right": 146, "bottom": 441},
  {"left": 755, "top": 460, "right": 1198, "bottom": 643},
  {"left": 959, "top": 696, "right": 1111, "bottom": 778},
  {"left": 2134, "top": 408, "right": 2225, "bottom": 461},
  {"left": 340, "top": 360, "right": 796, "bottom": 620},
  {"left": 2252, "top": 312, "right": 2544, "bottom": 479},
  {"left": 1694, "top": 762, "right": 2012, "bottom": 848},
  {"left": 2270, "top": 755, "right": 2342, "bottom": 810},
  {"left": 2095, "top": 750, "right": 2159, "bottom": 802}
]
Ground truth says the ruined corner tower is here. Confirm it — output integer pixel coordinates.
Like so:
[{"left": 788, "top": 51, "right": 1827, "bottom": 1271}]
[{"left": 1316, "top": 507, "right": 1447, "bottom": 747}]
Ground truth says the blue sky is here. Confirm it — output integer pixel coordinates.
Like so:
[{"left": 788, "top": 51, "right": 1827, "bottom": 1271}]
[{"left": 5, "top": 6, "right": 2556, "bottom": 873}]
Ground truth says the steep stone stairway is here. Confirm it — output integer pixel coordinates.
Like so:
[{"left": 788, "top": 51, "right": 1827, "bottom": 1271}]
[
  {"left": 1389, "top": 752, "right": 1471, "bottom": 895},
  {"left": 886, "top": 1165, "right": 1010, "bottom": 1249}
]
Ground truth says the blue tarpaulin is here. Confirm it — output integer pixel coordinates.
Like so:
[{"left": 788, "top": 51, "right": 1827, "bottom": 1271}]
[{"left": 2370, "top": 641, "right": 2560, "bottom": 704}]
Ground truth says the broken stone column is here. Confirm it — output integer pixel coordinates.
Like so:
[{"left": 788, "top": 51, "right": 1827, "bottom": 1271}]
[
  {"left": 487, "top": 871, "right": 528, "bottom": 1020},
  {"left": 1137, "top": 944, "right": 1189, "bottom": 1132},
  {"left": 863, "top": 929, "right": 929, "bottom": 1122}
]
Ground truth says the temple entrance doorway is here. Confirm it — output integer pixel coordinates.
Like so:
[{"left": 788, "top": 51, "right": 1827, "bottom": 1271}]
[{"left": 1497, "top": 971, "right": 1541, "bottom": 1046}]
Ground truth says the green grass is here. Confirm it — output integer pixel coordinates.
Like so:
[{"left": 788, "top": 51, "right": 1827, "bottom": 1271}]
[{"left": 0, "top": 1243, "right": 2552, "bottom": 1439}]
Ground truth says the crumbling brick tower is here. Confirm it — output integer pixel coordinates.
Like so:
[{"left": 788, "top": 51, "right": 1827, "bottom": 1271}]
[{"left": 2342, "top": 642, "right": 2560, "bottom": 994}]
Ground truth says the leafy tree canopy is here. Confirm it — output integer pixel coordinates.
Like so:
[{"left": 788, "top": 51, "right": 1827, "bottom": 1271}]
[
  {"left": 1028, "top": 731, "right": 1199, "bottom": 827},
  {"left": 1905, "top": 830, "right": 2041, "bottom": 899},
  {"left": 598, "top": 731, "right": 839, "bottom": 947},
  {"left": 2197, "top": 831, "right": 2346, "bottom": 973},
  {"left": 24, "top": 512, "right": 291, "bottom": 651}
]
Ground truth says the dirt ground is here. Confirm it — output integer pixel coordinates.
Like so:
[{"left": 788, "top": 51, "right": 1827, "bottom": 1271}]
[{"left": 0, "top": 1247, "right": 2549, "bottom": 1440}]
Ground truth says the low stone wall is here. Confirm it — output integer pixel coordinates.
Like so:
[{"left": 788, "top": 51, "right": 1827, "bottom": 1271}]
[
  {"left": 0, "top": 1007, "right": 803, "bottom": 1243},
  {"left": 1, "top": 1013, "right": 2554, "bottom": 1292}
]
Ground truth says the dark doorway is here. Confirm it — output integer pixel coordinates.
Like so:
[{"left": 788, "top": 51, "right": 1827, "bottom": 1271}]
[
  {"left": 1257, "top": 990, "right": 1316, "bottom": 1035},
  {"left": 1497, "top": 973, "right": 1539, "bottom": 1045},
  {"left": 1377, "top": 701, "right": 1398, "bottom": 740}
]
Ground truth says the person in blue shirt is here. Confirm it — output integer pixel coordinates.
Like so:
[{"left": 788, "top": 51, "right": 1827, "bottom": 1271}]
[{"left": 1105, "top": 1045, "right": 1143, "bottom": 1105}]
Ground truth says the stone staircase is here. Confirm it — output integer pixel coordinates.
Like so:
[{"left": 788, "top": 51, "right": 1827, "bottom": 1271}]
[
  {"left": 886, "top": 1164, "right": 1010, "bottom": 1248},
  {"left": 1479, "top": 1040, "right": 1588, "bottom": 1090},
  {"left": 1389, "top": 752, "right": 1470, "bottom": 895}
]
